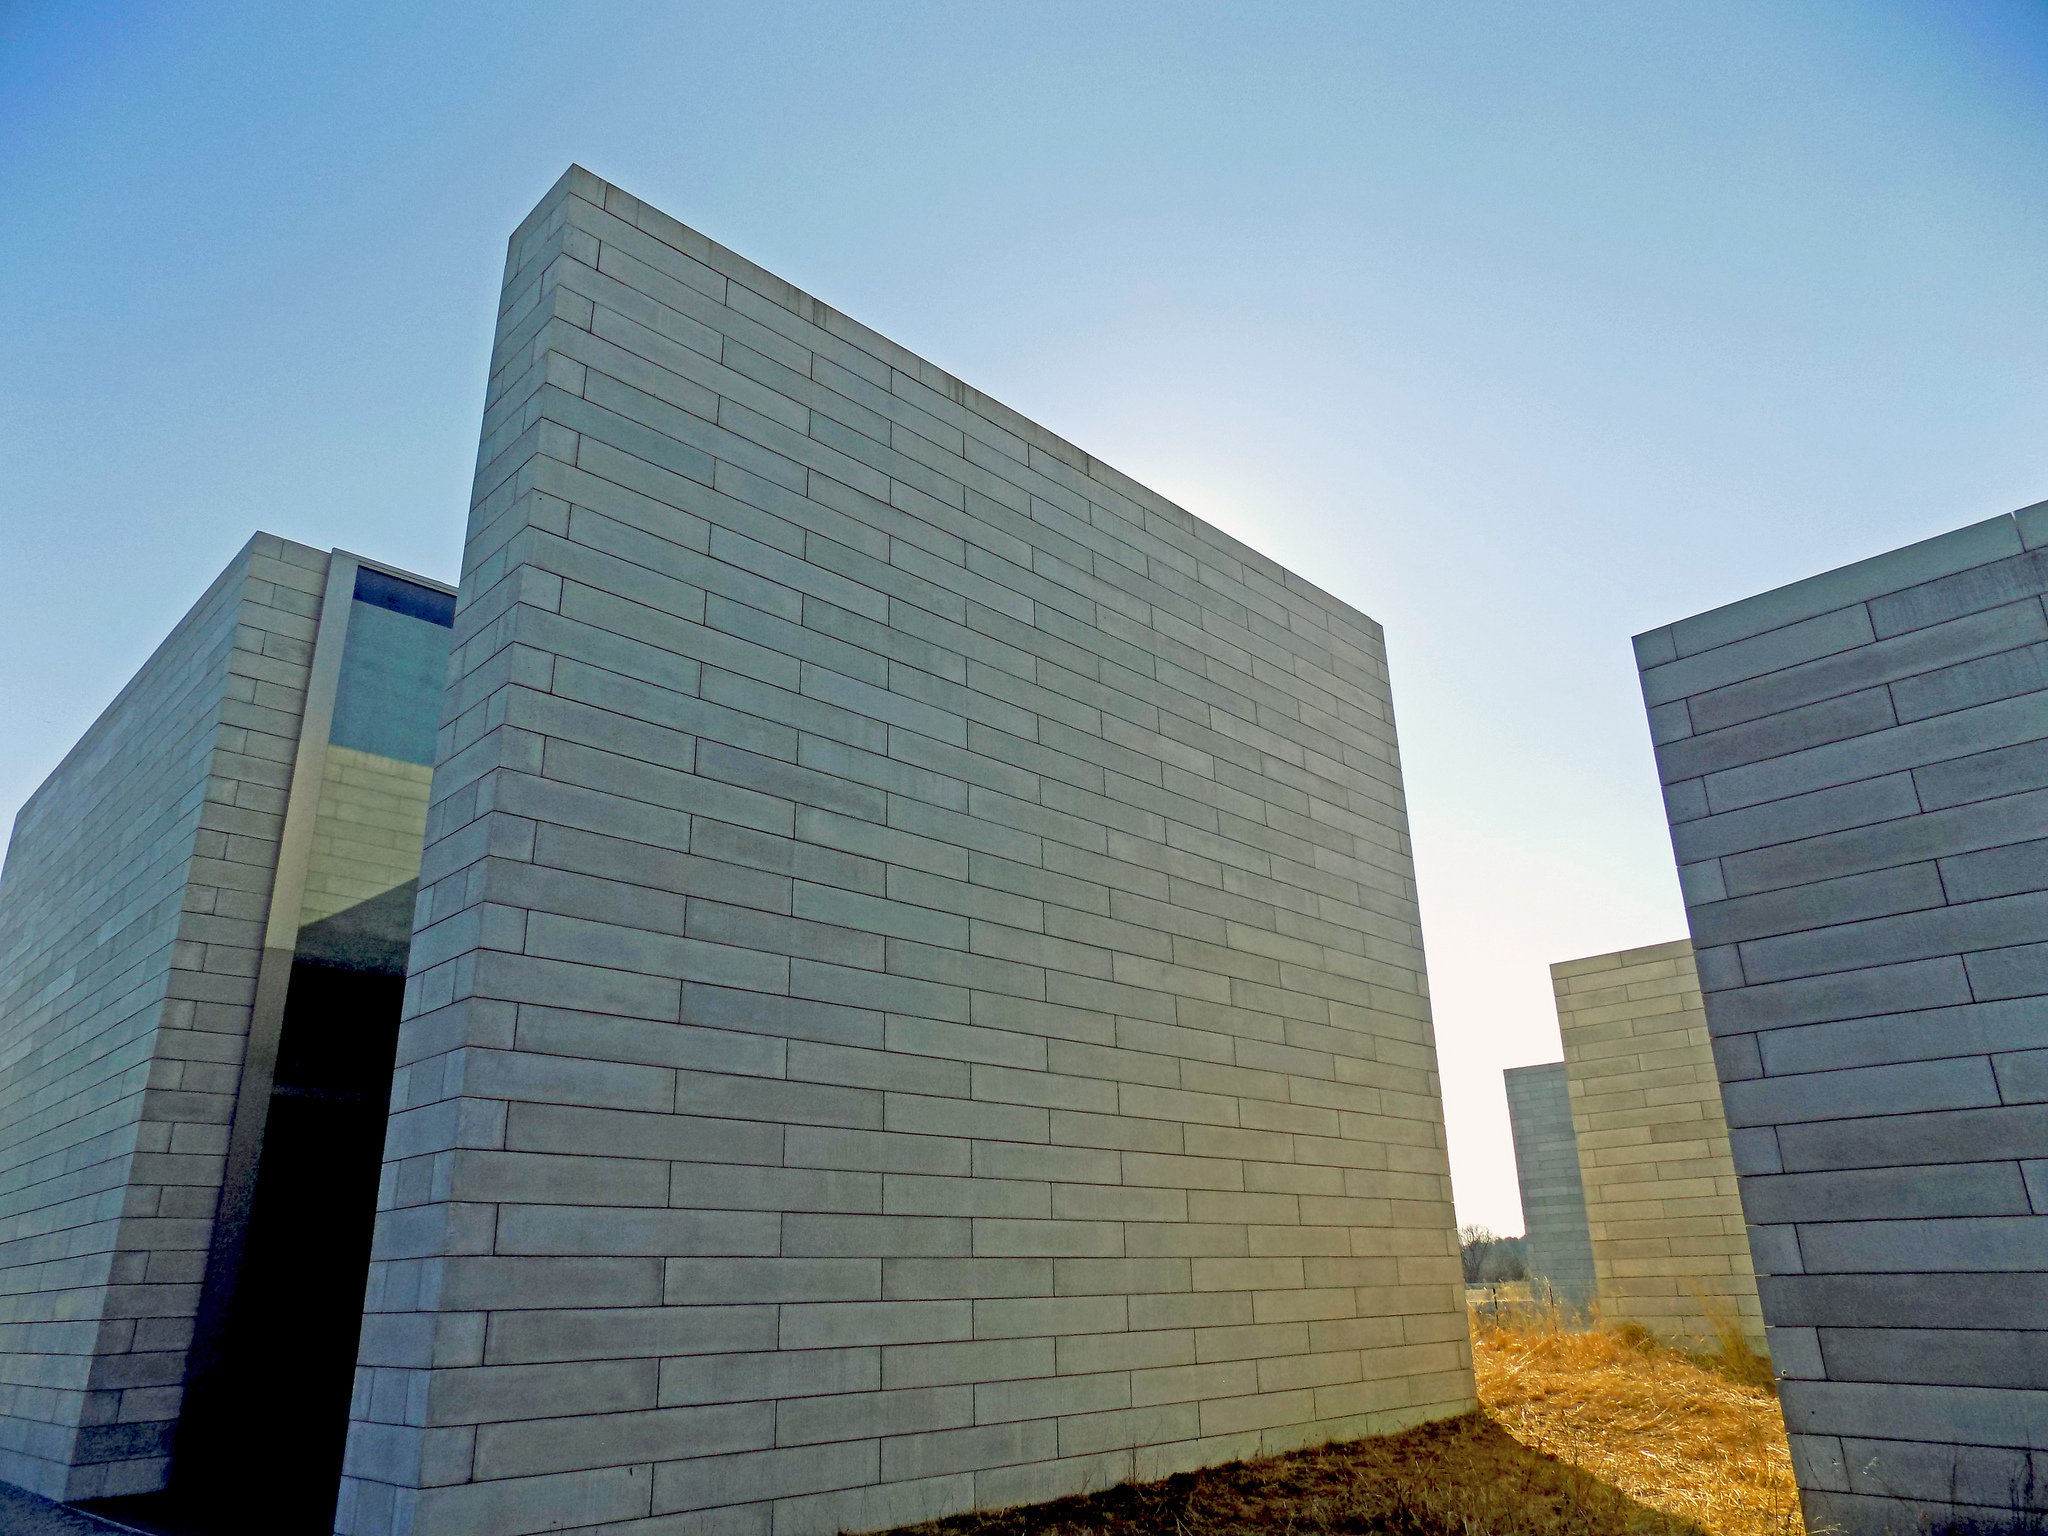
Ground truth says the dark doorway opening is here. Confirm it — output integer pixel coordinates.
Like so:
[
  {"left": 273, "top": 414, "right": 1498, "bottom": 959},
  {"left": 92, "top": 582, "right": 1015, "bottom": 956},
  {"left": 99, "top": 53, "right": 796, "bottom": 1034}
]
[{"left": 89, "top": 963, "right": 403, "bottom": 1535}]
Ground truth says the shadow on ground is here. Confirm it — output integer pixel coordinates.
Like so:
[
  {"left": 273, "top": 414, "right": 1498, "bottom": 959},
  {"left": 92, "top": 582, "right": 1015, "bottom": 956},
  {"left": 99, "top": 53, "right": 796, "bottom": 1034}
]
[
  {"left": 2, "top": 1411, "right": 1699, "bottom": 1536},
  {"left": 883, "top": 1412, "right": 1706, "bottom": 1536},
  {"left": 0, "top": 1479, "right": 144, "bottom": 1536}
]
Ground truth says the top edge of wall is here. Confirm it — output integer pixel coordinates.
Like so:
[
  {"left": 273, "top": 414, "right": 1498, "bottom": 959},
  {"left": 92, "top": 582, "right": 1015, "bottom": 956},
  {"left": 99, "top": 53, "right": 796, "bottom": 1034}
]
[
  {"left": 515, "top": 164, "right": 1382, "bottom": 639},
  {"left": 11, "top": 533, "right": 319, "bottom": 828},
  {"left": 1633, "top": 500, "right": 2048, "bottom": 667},
  {"left": 1548, "top": 938, "right": 1693, "bottom": 979}
]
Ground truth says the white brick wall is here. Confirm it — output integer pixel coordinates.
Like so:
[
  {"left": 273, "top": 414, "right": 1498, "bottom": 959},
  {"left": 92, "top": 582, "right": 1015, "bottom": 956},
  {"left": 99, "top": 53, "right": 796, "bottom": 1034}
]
[
  {"left": 338, "top": 167, "right": 1472, "bottom": 1536},
  {"left": 0, "top": 534, "right": 327, "bottom": 1498}
]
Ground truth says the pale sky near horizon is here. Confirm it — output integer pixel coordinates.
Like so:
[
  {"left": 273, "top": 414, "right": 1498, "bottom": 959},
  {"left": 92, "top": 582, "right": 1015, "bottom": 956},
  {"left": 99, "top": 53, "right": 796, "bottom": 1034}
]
[{"left": 3, "top": 1, "right": 2044, "bottom": 1234}]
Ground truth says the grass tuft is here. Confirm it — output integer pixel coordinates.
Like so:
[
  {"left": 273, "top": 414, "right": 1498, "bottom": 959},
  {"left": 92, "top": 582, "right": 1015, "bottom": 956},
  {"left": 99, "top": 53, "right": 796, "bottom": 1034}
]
[
  {"left": 1916, "top": 1455, "right": 2048, "bottom": 1536},
  {"left": 1924, "top": 1516, "right": 2048, "bottom": 1536}
]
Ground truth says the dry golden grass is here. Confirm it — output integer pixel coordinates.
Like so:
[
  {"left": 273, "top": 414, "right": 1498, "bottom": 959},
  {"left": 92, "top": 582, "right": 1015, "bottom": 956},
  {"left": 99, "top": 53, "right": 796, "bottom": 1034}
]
[{"left": 1473, "top": 1304, "right": 1804, "bottom": 1536}]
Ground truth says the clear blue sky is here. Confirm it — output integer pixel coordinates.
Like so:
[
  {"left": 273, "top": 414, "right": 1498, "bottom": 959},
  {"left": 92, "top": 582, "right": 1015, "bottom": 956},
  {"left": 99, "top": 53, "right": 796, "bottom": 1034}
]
[{"left": 4, "top": 1, "right": 2044, "bottom": 1233}]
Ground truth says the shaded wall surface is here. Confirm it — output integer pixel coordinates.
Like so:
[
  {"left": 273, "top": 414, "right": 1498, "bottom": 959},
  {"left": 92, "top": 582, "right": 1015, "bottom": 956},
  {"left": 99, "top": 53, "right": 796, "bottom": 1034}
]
[
  {"left": 1637, "top": 503, "right": 2048, "bottom": 1535},
  {"left": 0, "top": 539, "right": 454, "bottom": 1529},
  {"left": 341, "top": 166, "right": 1473, "bottom": 1536},
  {"left": 173, "top": 559, "right": 453, "bottom": 1532},
  {"left": 1502, "top": 1063, "right": 1595, "bottom": 1307},
  {"left": 1554, "top": 941, "right": 1762, "bottom": 1345},
  {"left": 0, "top": 536, "right": 326, "bottom": 1499}
]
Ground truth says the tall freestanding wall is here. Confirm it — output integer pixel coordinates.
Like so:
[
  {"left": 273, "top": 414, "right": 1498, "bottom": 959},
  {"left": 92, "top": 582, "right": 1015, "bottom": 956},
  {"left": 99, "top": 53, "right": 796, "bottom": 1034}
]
[
  {"left": 1502, "top": 1063, "right": 1595, "bottom": 1307},
  {"left": 0, "top": 535, "right": 326, "bottom": 1500},
  {"left": 1553, "top": 941, "right": 1763, "bottom": 1345},
  {"left": 1638, "top": 503, "right": 2048, "bottom": 1534},
  {"left": 0, "top": 536, "right": 455, "bottom": 1524},
  {"left": 339, "top": 166, "right": 1473, "bottom": 1536}
]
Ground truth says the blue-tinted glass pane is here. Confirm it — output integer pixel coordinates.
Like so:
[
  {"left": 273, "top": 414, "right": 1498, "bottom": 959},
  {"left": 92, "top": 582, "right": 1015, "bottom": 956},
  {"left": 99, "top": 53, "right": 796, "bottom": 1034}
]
[
  {"left": 328, "top": 600, "right": 449, "bottom": 766},
  {"left": 354, "top": 565, "right": 455, "bottom": 627}
]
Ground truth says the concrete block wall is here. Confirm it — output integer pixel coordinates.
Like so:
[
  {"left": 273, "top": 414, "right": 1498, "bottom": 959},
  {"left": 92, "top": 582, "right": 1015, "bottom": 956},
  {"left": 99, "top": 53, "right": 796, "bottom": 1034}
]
[
  {"left": 339, "top": 166, "right": 1472, "bottom": 1536},
  {"left": 1501, "top": 1063, "right": 1596, "bottom": 1307},
  {"left": 0, "top": 534, "right": 328, "bottom": 1498},
  {"left": 1554, "top": 941, "right": 1763, "bottom": 1344},
  {"left": 1638, "top": 502, "right": 2048, "bottom": 1534}
]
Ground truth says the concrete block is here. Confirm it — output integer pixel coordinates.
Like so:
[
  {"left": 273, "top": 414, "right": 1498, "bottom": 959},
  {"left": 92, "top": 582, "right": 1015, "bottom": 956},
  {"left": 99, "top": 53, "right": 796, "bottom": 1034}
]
[
  {"left": 1891, "top": 640, "right": 2048, "bottom": 723},
  {"left": 1656, "top": 687, "right": 1896, "bottom": 786},
  {"left": 410, "top": 1463, "right": 654, "bottom": 1535},
  {"left": 1739, "top": 1162, "right": 2029, "bottom": 1224},
  {"left": 1775, "top": 1103, "right": 2048, "bottom": 1173},
  {"left": 1720, "top": 1057, "right": 2001, "bottom": 1127},
  {"left": 1670, "top": 773, "right": 1922, "bottom": 866},
  {"left": 654, "top": 1439, "right": 879, "bottom": 1514},
  {"left": 1643, "top": 605, "right": 1876, "bottom": 707},
  {"left": 1795, "top": 1217, "right": 2048, "bottom": 1274},
  {"left": 1819, "top": 1328, "right": 2048, "bottom": 1390},
  {"left": 1869, "top": 546, "right": 2048, "bottom": 640},
  {"left": 776, "top": 1386, "right": 974, "bottom": 1446},
  {"left": 1687, "top": 863, "right": 1947, "bottom": 951},
  {"left": 1754, "top": 997, "right": 2048, "bottom": 1076},
  {"left": 773, "top": 1471, "right": 977, "bottom": 1536}
]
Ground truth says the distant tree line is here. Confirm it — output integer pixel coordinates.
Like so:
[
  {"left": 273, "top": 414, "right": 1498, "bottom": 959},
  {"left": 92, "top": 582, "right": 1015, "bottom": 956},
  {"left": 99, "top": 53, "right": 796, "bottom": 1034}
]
[{"left": 1458, "top": 1225, "right": 1527, "bottom": 1284}]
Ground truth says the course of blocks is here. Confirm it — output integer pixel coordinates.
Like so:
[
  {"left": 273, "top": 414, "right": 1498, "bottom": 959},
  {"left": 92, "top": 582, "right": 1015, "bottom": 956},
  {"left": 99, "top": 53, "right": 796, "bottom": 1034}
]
[
  {"left": 1553, "top": 941, "right": 1764, "bottom": 1345},
  {"left": 1639, "top": 504, "right": 2048, "bottom": 1534},
  {"left": 333, "top": 168, "right": 1472, "bottom": 1536}
]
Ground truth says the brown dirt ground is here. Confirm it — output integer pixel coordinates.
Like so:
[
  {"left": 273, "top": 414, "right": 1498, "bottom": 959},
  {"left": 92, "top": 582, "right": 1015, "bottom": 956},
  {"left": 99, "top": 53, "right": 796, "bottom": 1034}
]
[{"left": 882, "top": 1409, "right": 1707, "bottom": 1536}]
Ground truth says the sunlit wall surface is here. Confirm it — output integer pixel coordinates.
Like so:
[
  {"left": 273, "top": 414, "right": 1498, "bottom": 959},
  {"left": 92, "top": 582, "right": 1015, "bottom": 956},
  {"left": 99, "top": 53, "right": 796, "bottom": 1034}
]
[{"left": 339, "top": 167, "right": 1475, "bottom": 1536}]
